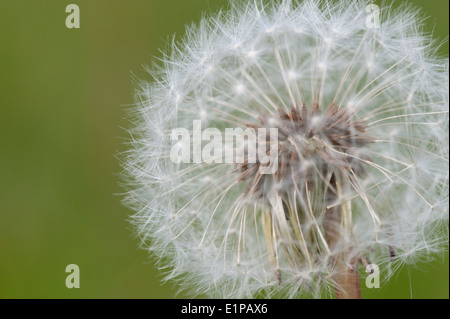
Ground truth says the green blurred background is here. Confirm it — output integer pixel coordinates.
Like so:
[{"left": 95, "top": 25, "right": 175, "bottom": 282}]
[{"left": 0, "top": 0, "right": 448, "bottom": 299}]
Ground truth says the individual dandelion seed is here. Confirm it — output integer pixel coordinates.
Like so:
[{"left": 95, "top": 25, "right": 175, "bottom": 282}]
[{"left": 122, "top": 0, "right": 449, "bottom": 298}]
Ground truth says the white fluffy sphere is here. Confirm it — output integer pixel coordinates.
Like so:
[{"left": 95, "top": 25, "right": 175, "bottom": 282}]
[{"left": 122, "top": 0, "right": 449, "bottom": 298}]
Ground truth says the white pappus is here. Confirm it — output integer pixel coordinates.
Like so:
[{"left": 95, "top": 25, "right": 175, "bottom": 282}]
[{"left": 121, "top": 0, "right": 449, "bottom": 298}]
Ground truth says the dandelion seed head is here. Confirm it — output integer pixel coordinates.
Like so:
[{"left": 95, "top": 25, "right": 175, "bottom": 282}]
[{"left": 122, "top": 0, "right": 449, "bottom": 298}]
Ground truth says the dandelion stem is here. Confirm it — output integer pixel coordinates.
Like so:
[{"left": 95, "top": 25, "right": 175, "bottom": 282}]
[
  {"left": 323, "top": 176, "right": 361, "bottom": 299},
  {"left": 333, "top": 253, "right": 361, "bottom": 299}
]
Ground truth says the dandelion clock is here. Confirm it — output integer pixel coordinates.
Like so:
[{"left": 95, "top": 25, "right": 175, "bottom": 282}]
[{"left": 121, "top": 0, "right": 449, "bottom": 298}]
